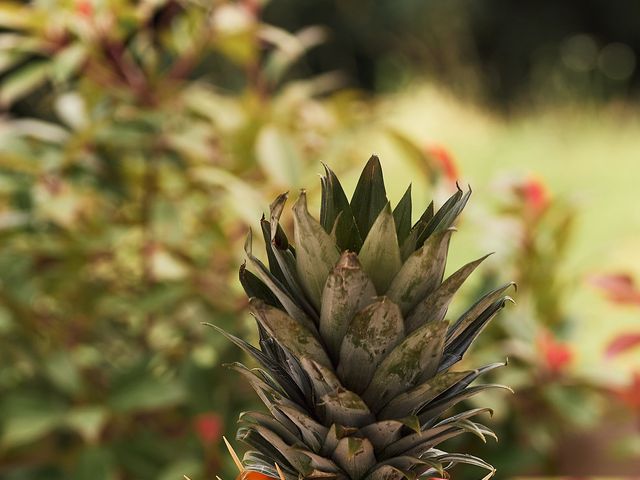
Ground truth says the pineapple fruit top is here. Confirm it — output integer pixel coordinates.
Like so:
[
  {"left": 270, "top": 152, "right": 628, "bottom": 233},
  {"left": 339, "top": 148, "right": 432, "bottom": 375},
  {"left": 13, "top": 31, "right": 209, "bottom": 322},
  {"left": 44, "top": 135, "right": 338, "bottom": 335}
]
[{"left": 215, "top": 156, "right": 514, "bottom": 480}]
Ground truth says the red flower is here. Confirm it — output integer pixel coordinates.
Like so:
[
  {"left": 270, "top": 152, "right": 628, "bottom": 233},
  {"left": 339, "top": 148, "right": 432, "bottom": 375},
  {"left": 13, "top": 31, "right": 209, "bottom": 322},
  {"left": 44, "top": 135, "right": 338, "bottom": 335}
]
[
  {"left": 537, "top": 331, "right": 573, "bottom": 374},
  {"left": 194, "top": 412, "right": 223, "bottom": 445},
  {"left": 517, "top": 176, "right": 549, "bottom": 214},
  {"left": 615, "top": 372, "right": 640, "bottom": 411},
  {"left": 75, "top": 0, "right": 93, "bottom": 17},
  {"left": 426, "top": 144, "right": 459, "bottom": 183},
  {"left": 590, "top": 273, "right": 640, "bottom": 306}
]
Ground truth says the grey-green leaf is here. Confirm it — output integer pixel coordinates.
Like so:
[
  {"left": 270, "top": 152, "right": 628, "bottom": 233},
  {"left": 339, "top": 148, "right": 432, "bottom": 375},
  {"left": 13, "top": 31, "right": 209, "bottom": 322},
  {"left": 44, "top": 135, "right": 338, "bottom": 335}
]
[
  {"left": 378, "top": 370, "right": 469, "bottom": 420},
  {"left": 400, "top": 201, "right": 434, "bottom": 260},
  {"left": 337, "top": 298, "right": 405, "bottom": 394},
  {"left": 404, "top": 253, "right": 492, "bottom": 333},
  {"left": 250, "top": 299, "right": 332, "bottom": 368},
  {"left": 358, "top": 420, "right": 404, "bottom": 451},
  {"left": 417, "top": 186, "right": 471, "bottom": 247},
  {"left": 446, "top": 282, "right": 516, "bottom": 344},
  {"left": 332, "top": 437, "right": 376, "bottom": 480},
  {"left": 299, "top": 357, "right": 342, "bottom": 399},
  {"left": 240, "top": 411, "right": 302, "bottom": 447},
  {"left": 266, "top": 193, "right": 318, "bottom": 318},
  {"left": 278, "top": 405, "right": 328, "bottom": 453},
  {"left": 320, "top": 252, "right": 377, "bottom": 361},
  {"left": 244, "top": 230, "right": 316, "bottom": 332},
  {"left": 358, "top": 203, "right": 402, "bottom": 294},
  {"left": 387, "top": 229, "right": 454, "bottom": 316},
  {"left": 320, "top": 390, "right": 374, "bottom": 428},
  {"left": 363, "top": 321, "right": 448, "bottom": 412},
  {"left": 293, "top": 190, "right": 341, "bottom": 310}
]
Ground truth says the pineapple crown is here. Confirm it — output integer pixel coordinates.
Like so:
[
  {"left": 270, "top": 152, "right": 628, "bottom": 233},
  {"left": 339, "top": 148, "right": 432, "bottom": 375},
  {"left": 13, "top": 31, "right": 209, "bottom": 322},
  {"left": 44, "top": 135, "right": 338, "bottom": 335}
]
[{"left": 213, "top": 156, "right": 514, "bottom": 480}]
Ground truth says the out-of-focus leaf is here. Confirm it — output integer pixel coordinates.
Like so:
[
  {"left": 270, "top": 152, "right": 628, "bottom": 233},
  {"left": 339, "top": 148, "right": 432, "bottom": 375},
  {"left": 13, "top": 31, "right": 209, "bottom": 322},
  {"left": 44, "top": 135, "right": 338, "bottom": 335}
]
[
  {"left": 0, "top": 61, "right": 49, "bottom": 107},
  {"left": 55, "top": 93, "right": 88, "bottom": 130},
  {"left": 64, "top": 407, "right": 108, "bottom": 443},
  {"left": 0, "top": 3, "right": 35, "bottom": 29},
  {"left": 45, "top": 351, "right": 83, "bottom": 395},
  {"left": 72, "top": 446, "right": 114, "bottom": 480},
  {"left": 256, "top": 124, "right": 303, "bottom": 187},
  {"left": 150, "top": 246, "right": 189, "bottom": 281},
  {"left": 108, "top": 377, "right": 186, "bottom": 412},
  {"left": 606, "top": 333, "right": 640, "bottom": 358},
  {"left": 157, "top": 457, "right": 203, "bottom": 480},
  {"left": 51, "top": 43, "right": 86, "bottom": 84},
  {"left": 190, "top": 165, "right": 266, "bottom": 226},
  {"left": 8, "top": 118, "right": 70, "bottom": 143},
  {"left": 1, "top": 409, "right": 66, "bottom": 448},
  {"left": 261, "top": 25, "right": 328, "bottom": 84}
]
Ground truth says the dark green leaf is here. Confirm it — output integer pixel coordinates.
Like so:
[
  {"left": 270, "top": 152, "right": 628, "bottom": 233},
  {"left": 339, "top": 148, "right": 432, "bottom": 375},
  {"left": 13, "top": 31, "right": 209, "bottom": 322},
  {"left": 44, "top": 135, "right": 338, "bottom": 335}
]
[
  {"left": 392, "top": 185, "right": 412, "bottom": 245},
  {"left": 350, "top": 155, "right": 388, "bottom": 240},
  {"left": 441, "top": 297, "right": 514, "bottom": 370},
  {"left": 321, "top": 164, "right": 362, "bottom": 251},
  {"left": 447, "top": 283, "right": 516, "bottom": 344}
]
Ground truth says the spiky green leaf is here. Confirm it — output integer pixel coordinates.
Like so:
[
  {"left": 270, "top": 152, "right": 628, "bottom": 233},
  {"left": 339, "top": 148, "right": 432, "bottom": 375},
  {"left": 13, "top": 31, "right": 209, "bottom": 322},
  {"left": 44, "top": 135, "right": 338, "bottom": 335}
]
[
  {"left": 244, "top": 230, "right": 316, "bottom": 332},
  {"left": 321, "top": 164, "right": 362, "bottom": 251},
  {"left": 337, "top": 298, "right": 405, "bottom": 393},
  {"left": 332, "top": 437, "right": 376, "bottom": 480},
  {"left": 350, "top": 155, "right": 388, "bottom": 240},
  {"left": 378, "top": 370, "right": 468, "bottom": 420},
  {"left": 363, "top": 321, "right": 448, "bottom": 412},
  {"left": 250, "top": 299, "right": 331, "bottom": 368},
  {"left": 404, "top": 253, "right": 491, "bottom": 333},
  {"left": 320, "top": 252, "right": 377, "bottom": 361},
  {"left": 387, "top": 229, "right": 454, "bottom": 315},
  {"left": 293, "top": 191, "right": 341, "bottom": 309},
  {"left": 358, "top": 203, "right": 402, "bottom": 294},
  {"left": 393, "top": 185, "right": 412, "bottom": 245},
  {"left": 320, "top": 390, "right": 374, "bottom": 429}
]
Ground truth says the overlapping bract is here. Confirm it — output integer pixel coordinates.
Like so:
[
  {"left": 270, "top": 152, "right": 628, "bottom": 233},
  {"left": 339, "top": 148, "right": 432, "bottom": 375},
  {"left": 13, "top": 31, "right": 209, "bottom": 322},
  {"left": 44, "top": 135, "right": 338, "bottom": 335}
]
[{"left": 217, "top": 156, "right": 513, "bottom": 480}]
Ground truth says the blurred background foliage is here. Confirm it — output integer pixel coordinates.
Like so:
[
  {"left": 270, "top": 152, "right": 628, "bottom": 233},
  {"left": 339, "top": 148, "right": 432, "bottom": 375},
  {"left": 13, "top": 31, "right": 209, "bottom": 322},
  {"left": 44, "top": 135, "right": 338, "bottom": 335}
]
[{"left": 0, "top": 1, "right": 639, "bottom": 479}]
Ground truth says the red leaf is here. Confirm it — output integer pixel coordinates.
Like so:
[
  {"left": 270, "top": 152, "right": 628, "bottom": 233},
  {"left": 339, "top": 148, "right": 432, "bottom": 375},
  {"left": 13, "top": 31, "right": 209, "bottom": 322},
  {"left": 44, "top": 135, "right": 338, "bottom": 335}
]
[
  {"left": 590, "top": 273, "right": 640, "bottom": 306},
  {"left": 537, "top": 330, "right": 573, "bottom": 374},
  {"left": 606, "top": 333, "right": 640, "bottom": 358}
]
